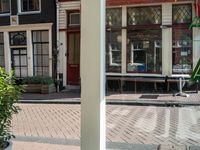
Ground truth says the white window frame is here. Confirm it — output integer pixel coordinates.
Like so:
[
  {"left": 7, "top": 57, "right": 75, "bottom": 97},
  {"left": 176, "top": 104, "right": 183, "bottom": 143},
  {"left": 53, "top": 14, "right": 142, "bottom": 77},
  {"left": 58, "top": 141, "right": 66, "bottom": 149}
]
[
  {"left": 0, "top": 0, "right": 11, "bottom": 16},
  {"left": 18, "top": 0, "right": 41, "bottom": 15}
]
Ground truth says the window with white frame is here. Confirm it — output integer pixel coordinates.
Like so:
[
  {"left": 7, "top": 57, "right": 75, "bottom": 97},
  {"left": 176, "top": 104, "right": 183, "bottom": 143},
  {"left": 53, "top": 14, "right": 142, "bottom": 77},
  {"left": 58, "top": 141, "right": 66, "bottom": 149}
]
[
  {"left": 32, "top": 30, "right": 49, "bottom": 76},
  {"left": 0, "top": 0, "right": 10, "bottom": 14},
  {"left": 20, "top": 0, "right": 40, "bottom": 12},
  {"left": 0, "top": 33, "right": 5, "bottom": 67}
]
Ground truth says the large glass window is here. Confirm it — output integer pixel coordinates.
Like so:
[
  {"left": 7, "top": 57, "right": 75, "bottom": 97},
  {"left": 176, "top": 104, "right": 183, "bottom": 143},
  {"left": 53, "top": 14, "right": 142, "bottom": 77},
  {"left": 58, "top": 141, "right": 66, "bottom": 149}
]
[
  {"left": 0, "top": 0, "right": 10, "bottom": 14},
  {"left": 0, "top": 33, "right": 5, "bottom": 67},
  {"left": 20, "top": 0, "right": 40, "bottom": 12},
  {"left": 32, "top": 30, "right": 49, "bottom": 76},
  {"left": 127, "top": 6, "right": 161, "bottom": 25},
  {"left": 106, "top": 8, "right": 122, "bottom": 73},
  {"left": 172, "top": 28, "right": 192, "bottom": 74},
  {"left": 127, "top": 30, "right": 162, "bottom": 73},
  {"left": 172, "top": 4, "right": 192, "bottom": 74}
]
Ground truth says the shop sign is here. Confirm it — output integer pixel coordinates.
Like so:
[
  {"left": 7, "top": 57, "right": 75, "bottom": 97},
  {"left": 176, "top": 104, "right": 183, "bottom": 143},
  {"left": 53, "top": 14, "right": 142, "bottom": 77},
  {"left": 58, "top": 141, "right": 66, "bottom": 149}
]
[{"left": 189, "top": 16, "right": 200, "bottom": 29}]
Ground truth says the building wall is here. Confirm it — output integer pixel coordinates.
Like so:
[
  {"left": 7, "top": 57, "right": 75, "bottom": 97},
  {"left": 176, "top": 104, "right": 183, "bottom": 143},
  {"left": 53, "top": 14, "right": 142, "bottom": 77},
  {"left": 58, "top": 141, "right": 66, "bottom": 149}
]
[
  {"left": 59, "top": 0, "right": 199, "bottom": 86},
  {"left": 0, "top": 0, "right": 56, "bottom": 78}
]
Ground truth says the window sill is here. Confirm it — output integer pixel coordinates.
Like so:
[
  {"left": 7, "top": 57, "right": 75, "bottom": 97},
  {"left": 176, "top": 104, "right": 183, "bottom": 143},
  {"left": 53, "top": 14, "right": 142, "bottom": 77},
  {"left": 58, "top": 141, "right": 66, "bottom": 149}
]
[
  {"left": 18, "top": 11, "right": 41, "bottom": 15},
  {"left": 0, "top": 13, "right": 11, "bottom": 17}
]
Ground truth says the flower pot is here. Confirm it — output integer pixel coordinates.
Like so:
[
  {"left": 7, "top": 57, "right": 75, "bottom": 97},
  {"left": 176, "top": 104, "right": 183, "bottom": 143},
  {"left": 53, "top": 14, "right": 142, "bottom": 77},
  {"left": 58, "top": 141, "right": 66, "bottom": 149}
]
[{"left": 0, "top": 141, "right": 12, "bottom": 150}]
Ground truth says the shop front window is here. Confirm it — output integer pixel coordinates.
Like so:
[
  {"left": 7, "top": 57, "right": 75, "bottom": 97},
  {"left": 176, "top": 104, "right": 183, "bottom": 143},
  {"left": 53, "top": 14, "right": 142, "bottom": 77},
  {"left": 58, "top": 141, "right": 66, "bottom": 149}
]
[
  {"left": 172, "top": 4, "right": 192, "bottom": 74},
  {"left": 127, "top": 6, "right": 161, "bottom": 25},
  {"left": 173, "top": 4, "right": 192, "bottom": 24},
  {"left": 172, "top": 28, "right": 192, "bottom": 74},
  {"left": 32, "top": 30, "right": 49, "bottom": 76},
  {"left": 106, "top": 30, "right": 122, "bottom": 73},
  {"left": 0, "top": 33, "right": 5, "bottom": 67},
  {"left": 127, "top": 30, "right": 162, "bottom": 73},
  {"left": 106, "top": 8, "right": 122, "bottom": 73},
  {"left": 106, "top": 8, "right": 122, "bottom": 27}
]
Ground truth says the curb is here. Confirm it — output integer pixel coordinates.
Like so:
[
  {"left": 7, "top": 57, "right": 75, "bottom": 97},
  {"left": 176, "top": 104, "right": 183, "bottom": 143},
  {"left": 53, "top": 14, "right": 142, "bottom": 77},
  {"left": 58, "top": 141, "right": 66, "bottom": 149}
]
[{"left": 18, "top": 99, "right": 200, "bottom": 107}]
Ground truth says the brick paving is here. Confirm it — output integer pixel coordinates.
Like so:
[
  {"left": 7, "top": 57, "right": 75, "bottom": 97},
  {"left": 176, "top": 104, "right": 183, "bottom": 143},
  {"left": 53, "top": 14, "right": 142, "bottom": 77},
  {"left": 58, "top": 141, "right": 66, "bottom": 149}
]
[{"left": 11, "top": 104, "right": 200, "bottom": 148}]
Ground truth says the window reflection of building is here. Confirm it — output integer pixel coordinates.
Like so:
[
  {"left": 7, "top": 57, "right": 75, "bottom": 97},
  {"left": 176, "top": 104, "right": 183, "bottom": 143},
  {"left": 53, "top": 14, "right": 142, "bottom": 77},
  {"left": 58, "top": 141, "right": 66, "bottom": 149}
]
[
  {"left": 127, "top": 30, "right": 162, "bottom": 73},
  {"left": 127, "top": 6, "right": 162, "bottom": 74},
  {"left": 106, "top": 8, "right": 122, "bottom": 73},
  {"left": 0, "top": 32, "right": 4, "bottom": 67},
  {"left": 172, "top": 4, "right": 192, "bottom": 74}
]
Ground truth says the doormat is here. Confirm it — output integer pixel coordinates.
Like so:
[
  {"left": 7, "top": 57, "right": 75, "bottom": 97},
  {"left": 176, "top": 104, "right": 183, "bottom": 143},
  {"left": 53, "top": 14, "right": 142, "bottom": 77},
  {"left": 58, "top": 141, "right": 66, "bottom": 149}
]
[{"left": 140, "top": 95, "right": 159, "bottom": 99}]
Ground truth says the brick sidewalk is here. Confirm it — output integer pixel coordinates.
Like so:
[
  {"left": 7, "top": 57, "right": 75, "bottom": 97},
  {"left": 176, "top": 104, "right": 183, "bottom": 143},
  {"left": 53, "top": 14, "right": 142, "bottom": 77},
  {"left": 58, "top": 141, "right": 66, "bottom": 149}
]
[{"left": 11, "top": 104, "right": 200, "bottom": 149}]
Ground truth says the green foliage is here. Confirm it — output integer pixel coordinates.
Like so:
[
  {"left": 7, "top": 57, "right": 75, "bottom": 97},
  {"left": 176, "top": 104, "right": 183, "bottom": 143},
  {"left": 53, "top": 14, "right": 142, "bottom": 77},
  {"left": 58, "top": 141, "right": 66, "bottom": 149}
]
[
  {"left": 0, "top": 67, "right": 22, "bottom": 144},
  {"left": 22, "top": 76, "right": 54, "bottom": 85}
]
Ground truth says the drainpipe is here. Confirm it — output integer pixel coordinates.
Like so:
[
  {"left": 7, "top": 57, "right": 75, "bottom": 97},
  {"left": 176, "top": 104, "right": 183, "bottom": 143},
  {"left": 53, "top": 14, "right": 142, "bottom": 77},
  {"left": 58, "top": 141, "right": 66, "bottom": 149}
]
[{"left": 56, "top": 0, "right": 60, "bottom": 92}]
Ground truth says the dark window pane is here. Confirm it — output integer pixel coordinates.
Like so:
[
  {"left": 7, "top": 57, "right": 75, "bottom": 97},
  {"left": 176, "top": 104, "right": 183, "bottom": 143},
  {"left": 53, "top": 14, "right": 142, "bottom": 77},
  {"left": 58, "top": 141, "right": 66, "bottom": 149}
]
[
  {"left": 127, "top": 6, "right": 161, "bottom": 25},
  {"left": 10, "top": 32, "right": 27, "bottom": 46},
  {"left": 21, "top": 0, "right": 39, "bottom": 12},
  {"left": 0, "top": 0, "right": 10, "bottom": 14},
  {"left": 106, "top": 8, "right": 122, "bottom": 26},
  {"left": 173, "top": 4, "right": 192, "bottom": 24}
]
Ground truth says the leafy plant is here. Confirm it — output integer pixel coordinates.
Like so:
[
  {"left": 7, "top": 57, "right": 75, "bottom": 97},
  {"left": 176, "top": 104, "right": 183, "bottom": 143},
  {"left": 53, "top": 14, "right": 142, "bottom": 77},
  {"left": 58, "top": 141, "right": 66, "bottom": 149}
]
[
  {"left": 22, "top": 76, "right": 54, "bottom": 85},
  {"left": 0, "top": 67, "right": 22, "bottom": 149}
]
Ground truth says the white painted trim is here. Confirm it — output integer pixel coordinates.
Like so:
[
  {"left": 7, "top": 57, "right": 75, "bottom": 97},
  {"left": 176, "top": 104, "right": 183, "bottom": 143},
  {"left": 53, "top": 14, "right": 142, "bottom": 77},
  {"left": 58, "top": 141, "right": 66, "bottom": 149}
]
[
  {"left": 27, "top": 30, "right": 33, "bottom": 76},
  {"left": 4, "top": 32, "right": 11, "bottom": 73},
  {"left": 0, "top": 23, "right": 52, "bottom": 32},
  {"left": 121, "top": 6, "right": 127, "bottom": 74},
  {"left": 162, "top": 29, "right": 172, "bottom": 76},
  {"left": 17, "top": 0, "right": 41, "bottom": 15},
  {"left": 81, "top": 0, "right": 106, "bottom": 149},
  {"left": 106, "top": 72, "right": 165, "bottom": 77},
  {"left": 49, "top": 27, "right": 53, "bottom": 77}
]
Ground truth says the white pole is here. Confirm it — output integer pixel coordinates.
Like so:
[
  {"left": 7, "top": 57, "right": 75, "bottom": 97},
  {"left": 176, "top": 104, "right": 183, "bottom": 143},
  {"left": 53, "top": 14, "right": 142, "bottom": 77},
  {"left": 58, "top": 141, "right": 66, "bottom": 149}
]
[{"left": 81, "top": 0, "right": 106, "bottom": 149}]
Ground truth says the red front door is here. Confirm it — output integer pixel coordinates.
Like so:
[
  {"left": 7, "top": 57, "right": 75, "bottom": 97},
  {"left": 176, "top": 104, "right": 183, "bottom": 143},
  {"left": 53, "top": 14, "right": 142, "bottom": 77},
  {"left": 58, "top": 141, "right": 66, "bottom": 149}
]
[{"left": 67, "top": 32, "right": 80, "bottom": 85}]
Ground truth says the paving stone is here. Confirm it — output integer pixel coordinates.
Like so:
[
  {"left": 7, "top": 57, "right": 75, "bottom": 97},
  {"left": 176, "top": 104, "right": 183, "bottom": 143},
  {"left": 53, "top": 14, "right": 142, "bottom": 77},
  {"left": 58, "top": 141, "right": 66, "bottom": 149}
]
[
  {"left": 159, "top": 145, "right": 187, "bottom": 150},
  {"left": 189, "top": 146, "right": 200, "bottom": 150}
]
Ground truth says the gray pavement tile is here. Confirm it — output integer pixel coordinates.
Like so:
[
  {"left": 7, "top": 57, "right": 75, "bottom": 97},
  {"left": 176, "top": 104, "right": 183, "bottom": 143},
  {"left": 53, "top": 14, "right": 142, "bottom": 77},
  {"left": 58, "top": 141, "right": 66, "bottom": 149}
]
[{"left": 159, "top": 145, "right": 187, "bottom": 150}]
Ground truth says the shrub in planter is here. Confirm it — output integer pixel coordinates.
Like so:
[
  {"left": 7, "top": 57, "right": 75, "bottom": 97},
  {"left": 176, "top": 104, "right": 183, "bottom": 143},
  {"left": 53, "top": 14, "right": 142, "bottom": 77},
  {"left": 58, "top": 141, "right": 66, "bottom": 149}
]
[
  {"left": 0, "top": 68, "right": 22, "bottom": 149},
  {"left": 22, "top": 76, "right": 56, "bottom": 93}
]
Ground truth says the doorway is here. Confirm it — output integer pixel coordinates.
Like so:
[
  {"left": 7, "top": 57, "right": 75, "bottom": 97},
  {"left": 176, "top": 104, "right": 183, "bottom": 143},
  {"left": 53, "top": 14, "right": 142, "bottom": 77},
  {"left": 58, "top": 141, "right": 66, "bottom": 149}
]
[
  {"left": 11, "top": 48, "right": 28, "bottom": 78},
  {"left": 67, "top": 32, "right": 80, "bottom": 85}
]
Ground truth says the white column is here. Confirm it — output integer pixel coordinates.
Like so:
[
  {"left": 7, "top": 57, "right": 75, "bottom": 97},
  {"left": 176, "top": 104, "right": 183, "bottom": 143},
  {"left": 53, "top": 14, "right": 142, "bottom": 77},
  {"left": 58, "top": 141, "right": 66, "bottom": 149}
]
[
  {"left": 162, "top": 28, "right": 172, "bottom": 76},
  {"left": 4, "top": 32, "right": 11, "bottom": 73},
  {"left": 81, "top": 0, "right": 106, "bottom": 150},
  {"left": 122, "top": 6, "right": 127, "bottom": 74},
  {"left": 27, "top": 30, "right": 33, "bottom": 76}
]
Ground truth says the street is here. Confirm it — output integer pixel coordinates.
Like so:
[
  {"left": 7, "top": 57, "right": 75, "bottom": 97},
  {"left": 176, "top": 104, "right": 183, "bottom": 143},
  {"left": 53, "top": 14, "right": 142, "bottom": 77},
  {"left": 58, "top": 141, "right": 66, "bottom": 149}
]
[{"left": 11, "top": 104, "right": 200, "bottom": 149}]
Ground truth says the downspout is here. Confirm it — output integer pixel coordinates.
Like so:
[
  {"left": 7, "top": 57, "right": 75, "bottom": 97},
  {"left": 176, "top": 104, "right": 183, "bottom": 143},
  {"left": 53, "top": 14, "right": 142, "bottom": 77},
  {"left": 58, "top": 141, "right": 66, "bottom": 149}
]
[{"left": 56, "top": 0, "right": 60, "bottom": 92}]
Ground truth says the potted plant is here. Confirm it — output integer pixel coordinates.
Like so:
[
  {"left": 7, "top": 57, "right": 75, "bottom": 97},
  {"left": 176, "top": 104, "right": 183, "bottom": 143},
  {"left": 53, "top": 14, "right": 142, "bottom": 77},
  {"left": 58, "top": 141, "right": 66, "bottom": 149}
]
[
  {"left": 22, "top": 76, "right": 56, "bottom": 94},
  {"left": 0, "top": 67, "right": 22, "bottom": 150}
]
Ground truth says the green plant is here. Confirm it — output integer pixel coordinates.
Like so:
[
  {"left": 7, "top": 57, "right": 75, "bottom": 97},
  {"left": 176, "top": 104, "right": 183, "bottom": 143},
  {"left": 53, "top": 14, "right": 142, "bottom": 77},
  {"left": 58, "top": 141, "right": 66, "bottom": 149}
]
[
  {"left": 0, "top": 67, "right": 22, "bottom": 149},
  {"left": 22, "top": 76, "right": 54, "bottom": 85}
]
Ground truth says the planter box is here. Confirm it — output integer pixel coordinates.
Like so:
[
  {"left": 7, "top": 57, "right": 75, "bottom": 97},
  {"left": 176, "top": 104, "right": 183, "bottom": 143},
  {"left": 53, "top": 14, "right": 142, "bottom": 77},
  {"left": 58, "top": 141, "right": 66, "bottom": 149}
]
[
  {"left": 24, "top": 84, "right": 56, "bottom": 94},
  {"left": 41, "top": 84, "right": 56, "bottom": 94}
]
